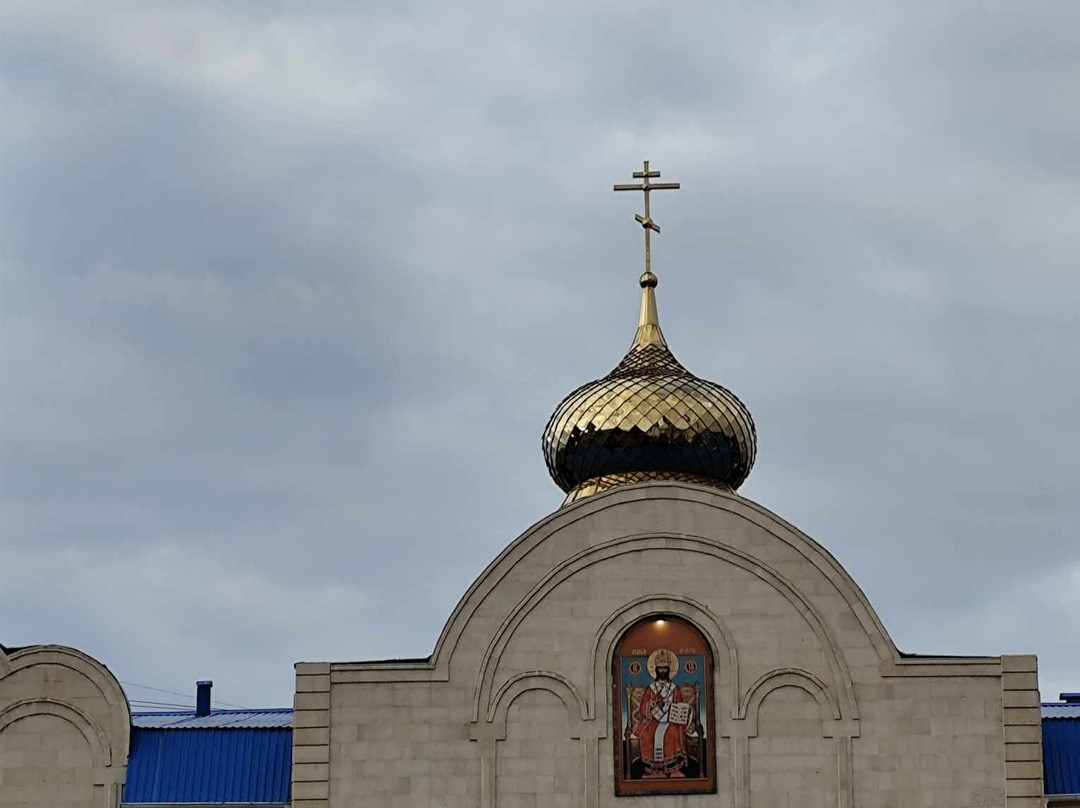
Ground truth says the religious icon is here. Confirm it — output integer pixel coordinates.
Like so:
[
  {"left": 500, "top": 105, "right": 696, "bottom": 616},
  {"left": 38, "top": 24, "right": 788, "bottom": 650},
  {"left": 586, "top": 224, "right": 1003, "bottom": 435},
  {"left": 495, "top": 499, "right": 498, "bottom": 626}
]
[{"left": 613, "top": 616, "right": 715, "bottom": 796}]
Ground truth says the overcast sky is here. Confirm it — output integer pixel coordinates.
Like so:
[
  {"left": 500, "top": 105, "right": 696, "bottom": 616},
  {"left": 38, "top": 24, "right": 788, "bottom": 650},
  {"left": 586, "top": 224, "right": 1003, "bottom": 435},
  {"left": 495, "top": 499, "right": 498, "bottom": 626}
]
[{"left": 2, "top": 1, "right": 1078, "bottom": 710}]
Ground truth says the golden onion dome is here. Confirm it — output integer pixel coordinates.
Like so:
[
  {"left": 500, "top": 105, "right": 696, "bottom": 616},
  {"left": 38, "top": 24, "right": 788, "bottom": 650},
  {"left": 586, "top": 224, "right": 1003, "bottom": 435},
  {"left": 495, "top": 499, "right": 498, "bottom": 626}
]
[{"left": 542, "top": 271, "right": 756, "bottom": 505}]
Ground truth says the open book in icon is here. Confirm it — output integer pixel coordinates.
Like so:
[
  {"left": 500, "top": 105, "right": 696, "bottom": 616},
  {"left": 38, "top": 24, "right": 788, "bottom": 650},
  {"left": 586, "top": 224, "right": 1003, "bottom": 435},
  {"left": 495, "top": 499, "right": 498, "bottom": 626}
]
[{"left": 668, "top": 702, "right": 691, "bottom": 725}]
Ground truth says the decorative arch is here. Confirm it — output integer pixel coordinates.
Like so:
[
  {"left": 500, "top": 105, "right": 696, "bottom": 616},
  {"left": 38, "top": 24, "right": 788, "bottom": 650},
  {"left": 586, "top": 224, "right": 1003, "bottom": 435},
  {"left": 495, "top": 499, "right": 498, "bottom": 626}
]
[
  {"left": 2, "top": 645, "right": 131, "bottom": 760},
  {"left": 739, "top": 668, "right": 839, "bottom": 739},
  {"left": 484, "top": 671, "right": 588, "bottom": 740},
  {"left": 0, "top": 698, "right": 111, "bottom": 768},
  {"left": 472, "top": 533, "right": 857, "bottom": 725}
]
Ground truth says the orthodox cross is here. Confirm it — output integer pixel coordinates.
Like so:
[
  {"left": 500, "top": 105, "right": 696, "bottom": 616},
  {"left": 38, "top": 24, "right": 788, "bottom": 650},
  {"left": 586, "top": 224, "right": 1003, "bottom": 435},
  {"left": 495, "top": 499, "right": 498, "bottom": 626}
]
[{"left": 613, "top": 160, "right": 680, "bottom": 276}]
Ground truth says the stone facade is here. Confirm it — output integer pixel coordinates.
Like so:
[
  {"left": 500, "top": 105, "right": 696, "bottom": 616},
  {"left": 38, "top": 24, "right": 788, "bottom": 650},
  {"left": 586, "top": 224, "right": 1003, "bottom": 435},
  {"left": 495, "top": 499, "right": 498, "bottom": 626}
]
[
  {"left": 0, "top": 645, "right": 129, "bottom": 808},
  {"left": 294, "top": 482, "right": 1044, "bottom": 808}
]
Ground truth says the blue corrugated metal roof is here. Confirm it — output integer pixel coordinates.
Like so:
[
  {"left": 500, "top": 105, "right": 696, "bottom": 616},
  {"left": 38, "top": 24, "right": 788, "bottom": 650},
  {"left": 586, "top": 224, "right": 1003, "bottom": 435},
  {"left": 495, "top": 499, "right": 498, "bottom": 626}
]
[
  {"left": 132, "top": 708, "right": 293, "bottom": 729},
  {"left": 124, "top": 725, "right": 292, "bottom": 804},
  {"left": 1043, "top": 707, "right": 1080, "bottom": 796},
  {"left": 1045, "top": 703, "right": 1080, "bottom": 719}
]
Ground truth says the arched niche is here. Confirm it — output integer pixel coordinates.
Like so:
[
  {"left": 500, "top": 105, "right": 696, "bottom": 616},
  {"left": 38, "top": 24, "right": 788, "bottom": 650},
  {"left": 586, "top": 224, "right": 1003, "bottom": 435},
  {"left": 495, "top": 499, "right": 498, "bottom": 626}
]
[
  {"left": 0, "top": 699, "right": 110, "bottom": 766},
  {"left": 611, "top": 614, "right": 717, "bottom": 797},
  {"left": 589, "top": 594, "right": 737, "bottom": 733},
  {"left": 472, "top": 672, "right": 589, "bottom": 808},
  {"left": 484, "top": 671, "right": 588, "bottom": 738},
  {"left": 740, "top": 667, "right": 840, "bottom": 736}
]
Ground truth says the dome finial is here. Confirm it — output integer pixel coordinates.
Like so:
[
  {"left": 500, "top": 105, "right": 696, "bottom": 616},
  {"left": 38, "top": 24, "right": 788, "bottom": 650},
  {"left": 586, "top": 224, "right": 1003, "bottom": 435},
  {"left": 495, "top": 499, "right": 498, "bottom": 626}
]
[{"left": 632, "top": 271, "right": 666, "bottom": 349}]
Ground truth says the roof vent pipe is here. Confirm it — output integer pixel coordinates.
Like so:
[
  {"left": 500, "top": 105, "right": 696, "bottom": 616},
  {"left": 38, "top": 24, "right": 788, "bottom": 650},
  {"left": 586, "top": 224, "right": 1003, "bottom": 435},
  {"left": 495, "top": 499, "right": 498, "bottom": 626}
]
[{"left": 196, "top": 680, "right": 212, "bottom": 716}]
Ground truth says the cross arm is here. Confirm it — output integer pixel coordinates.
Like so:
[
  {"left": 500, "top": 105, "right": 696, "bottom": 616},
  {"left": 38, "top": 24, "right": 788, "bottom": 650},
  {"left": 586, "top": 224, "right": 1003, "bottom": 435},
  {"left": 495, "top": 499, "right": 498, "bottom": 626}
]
[
  {"left": 613, "top": 182, "right": 681, "bottom": 191},
  {"left": 635, "top": 214, "right": 660, "bottom": 232}
]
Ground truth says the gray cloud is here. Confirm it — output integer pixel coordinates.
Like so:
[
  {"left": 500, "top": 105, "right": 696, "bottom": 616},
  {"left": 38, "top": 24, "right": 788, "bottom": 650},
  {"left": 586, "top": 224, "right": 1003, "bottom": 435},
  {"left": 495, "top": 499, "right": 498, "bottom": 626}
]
[{"left": 2, "top": 0, "right": 1078, "bottom": 706}]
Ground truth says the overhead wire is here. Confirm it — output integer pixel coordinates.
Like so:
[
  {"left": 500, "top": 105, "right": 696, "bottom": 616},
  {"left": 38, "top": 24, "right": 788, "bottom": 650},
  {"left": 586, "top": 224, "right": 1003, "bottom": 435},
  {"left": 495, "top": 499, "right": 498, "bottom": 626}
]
[
  {"left": 128, "top": 700, "right": 195, "bottom": 710},
  {"left": 121, "top": 679, "right": 248, "bottom": 709},
  {"left": 120, "top": 680, "right": 192, "bottom": 700}
]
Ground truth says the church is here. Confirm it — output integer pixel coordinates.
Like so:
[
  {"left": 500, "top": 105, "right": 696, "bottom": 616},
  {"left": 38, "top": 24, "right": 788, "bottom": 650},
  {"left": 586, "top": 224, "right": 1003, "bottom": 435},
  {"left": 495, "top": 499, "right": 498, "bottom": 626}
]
[
  {"left": 1, "top": 163, "right": 1071, "bottom": 808},
  {"left": 286, "top": 163, "right": 1045, "bottom": 808}
]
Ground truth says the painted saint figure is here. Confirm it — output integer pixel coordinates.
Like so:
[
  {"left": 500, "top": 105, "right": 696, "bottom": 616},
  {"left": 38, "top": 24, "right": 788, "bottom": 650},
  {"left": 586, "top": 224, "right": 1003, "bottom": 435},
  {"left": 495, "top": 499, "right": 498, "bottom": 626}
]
[{"left": 631, "top": 649, "right": 688, "bottom": 777}]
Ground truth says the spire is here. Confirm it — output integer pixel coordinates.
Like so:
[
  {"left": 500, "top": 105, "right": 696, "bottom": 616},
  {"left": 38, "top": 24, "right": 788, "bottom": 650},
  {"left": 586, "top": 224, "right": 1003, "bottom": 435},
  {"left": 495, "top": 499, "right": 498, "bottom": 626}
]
[
  {"left": 613, "top": 161, "right": 680, "bottom": 350},
  {"left": 631, "top": 271, "right": 667, "bottom": 349}
]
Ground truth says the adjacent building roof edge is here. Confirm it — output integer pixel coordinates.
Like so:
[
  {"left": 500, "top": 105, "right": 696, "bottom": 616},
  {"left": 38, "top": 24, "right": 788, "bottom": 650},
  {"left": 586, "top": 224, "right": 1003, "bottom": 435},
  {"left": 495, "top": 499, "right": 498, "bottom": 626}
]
[
  {"left": 132, "top": 708, "right": 293, "bottom": 729},
  {"left": 896, "top": 651, "right": 1001, "bottom": 660},
  {"left": 1044, "top": 703, "right": 1080, "bottom": 719}
]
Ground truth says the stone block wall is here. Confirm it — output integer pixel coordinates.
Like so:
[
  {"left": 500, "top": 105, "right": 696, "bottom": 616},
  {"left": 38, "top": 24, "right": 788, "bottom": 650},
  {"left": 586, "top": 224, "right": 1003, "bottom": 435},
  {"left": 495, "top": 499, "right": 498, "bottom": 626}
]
[
  {"left": 1002, "top": 655, "right": 1044, "bottom": 808},
  {"left": 748, "top": 686, "right": 835, "bottom": 808},
  {"left": 0, "top": 713, "right": 96, "bottom": 806},
  {"left": 293, "top": 662, "right": 332, "bottom": 807}
]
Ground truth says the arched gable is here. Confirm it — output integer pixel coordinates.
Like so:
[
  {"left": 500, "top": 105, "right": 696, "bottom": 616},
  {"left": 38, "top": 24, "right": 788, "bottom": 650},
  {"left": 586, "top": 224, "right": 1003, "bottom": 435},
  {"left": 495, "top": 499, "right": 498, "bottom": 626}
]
[
  {"left": 470, "top": 534, "right": 859, "bottom": 726},
  {"left": 332, "top": 483, "right": 998, "bottom": 690},
  {"left": 1, "top": 645, "right": 131, "bottom": 760},
  {"left": 0, "top": 645, "right": 130, "bottom": 808}
]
